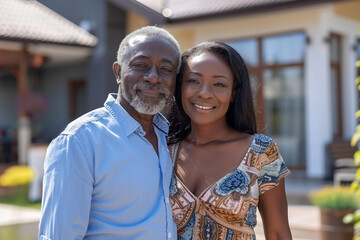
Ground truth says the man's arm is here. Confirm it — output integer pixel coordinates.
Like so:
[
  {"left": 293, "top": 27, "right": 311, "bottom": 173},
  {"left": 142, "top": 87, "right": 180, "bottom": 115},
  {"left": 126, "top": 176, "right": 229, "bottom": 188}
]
[{"left": 38, "top": 134, "right": 94, "bottom": 240}]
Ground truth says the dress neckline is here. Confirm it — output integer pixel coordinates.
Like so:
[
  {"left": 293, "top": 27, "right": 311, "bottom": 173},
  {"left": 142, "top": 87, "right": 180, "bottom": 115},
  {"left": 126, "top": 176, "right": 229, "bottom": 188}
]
[{"left": 173, "top": 134, "right": 256, "bottom": 199}]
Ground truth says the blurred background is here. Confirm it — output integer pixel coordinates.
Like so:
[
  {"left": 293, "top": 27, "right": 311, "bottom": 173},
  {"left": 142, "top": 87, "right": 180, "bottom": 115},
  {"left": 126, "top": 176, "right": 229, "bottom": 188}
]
[{"left": 0, "top": 0, "right": 359, "bottom": 239}]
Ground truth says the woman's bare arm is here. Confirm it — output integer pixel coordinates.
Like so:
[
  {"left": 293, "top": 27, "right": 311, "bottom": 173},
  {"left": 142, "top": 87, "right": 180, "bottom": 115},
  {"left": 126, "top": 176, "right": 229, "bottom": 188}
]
[{"left": 258, "top": 178, "right": 292, "bottom": 240}]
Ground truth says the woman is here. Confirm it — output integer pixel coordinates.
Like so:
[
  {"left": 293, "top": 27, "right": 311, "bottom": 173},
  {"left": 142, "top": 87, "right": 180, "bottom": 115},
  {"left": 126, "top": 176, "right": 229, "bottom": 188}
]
[{"left": 167, "top": 42, "right": 292, "bottom": 240}]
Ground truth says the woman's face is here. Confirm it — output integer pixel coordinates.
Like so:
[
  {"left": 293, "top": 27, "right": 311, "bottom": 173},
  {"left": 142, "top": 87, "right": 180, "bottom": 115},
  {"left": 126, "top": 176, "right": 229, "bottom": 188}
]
[{"left": 181, "top": 52, "right": 234, "bottom": 126}]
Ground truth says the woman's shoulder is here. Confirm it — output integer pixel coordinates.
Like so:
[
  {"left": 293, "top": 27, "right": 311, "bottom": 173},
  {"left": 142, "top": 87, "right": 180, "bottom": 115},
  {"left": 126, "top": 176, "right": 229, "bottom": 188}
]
[
  {"left": 253, "top": 133, "right": 274, "bottom": 144},
  {"left": 252, "top": 134, "right": 286, "bottom": 174},
  {"left": 251, "top": 133, "right": 278, "bottom": 154}
]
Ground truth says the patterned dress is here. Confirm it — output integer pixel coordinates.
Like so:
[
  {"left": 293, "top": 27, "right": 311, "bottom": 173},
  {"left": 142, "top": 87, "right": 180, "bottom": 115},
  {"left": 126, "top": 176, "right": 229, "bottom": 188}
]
[{"left": 169, "top": 134, "right": 290, "bottom": 240}]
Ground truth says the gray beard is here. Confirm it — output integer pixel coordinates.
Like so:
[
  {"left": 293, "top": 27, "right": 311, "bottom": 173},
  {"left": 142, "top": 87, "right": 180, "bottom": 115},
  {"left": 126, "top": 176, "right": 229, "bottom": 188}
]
[{"left": 121, "top": 83, "right": 169, "bottom": 115}]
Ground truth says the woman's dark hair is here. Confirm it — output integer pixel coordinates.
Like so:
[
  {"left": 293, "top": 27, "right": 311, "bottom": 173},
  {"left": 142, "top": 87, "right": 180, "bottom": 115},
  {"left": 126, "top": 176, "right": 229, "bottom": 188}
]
[{"left": 167, "top": 41, "right": 257, "bottom": 145}]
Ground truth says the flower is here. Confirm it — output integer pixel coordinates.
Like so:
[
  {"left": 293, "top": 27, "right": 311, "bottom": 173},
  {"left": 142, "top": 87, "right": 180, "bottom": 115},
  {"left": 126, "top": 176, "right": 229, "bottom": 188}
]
[
  {"left": 0, "top": 165, "right": 35, "bottom": 187},
  {"left": 309, "top": 186, "right": 360, "bottom": 210}
]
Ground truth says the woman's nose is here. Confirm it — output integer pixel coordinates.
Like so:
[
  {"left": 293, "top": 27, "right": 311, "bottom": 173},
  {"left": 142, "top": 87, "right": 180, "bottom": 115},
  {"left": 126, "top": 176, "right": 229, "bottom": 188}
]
[{"left": 197, "top": 84, "right": 212, "bottom": 99}]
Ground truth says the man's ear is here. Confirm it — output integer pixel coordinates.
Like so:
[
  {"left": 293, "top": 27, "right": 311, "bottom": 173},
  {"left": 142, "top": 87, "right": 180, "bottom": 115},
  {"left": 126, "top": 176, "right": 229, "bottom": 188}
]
[{"left": 113, "top": 62, "right": 121, "bottom": 84}]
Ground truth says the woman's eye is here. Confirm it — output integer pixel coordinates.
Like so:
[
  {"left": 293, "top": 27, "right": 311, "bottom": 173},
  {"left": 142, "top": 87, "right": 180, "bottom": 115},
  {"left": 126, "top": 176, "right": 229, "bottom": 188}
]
[
  {"left": 214, "top": 82, "right": 226, "bottom": 87},
  {"left": 187, "top": 79, "right": 199, "bottom": 84}
]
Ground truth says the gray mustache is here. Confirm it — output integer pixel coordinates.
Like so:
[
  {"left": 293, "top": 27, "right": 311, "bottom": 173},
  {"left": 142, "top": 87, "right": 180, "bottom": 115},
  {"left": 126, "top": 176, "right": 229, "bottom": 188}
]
[{"left": 135, "top": 83, "right": 170, "bottom": 98}]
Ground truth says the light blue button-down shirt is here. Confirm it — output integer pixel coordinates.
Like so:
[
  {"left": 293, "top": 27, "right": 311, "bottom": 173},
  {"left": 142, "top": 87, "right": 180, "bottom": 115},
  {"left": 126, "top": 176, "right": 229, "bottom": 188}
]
[{"left": 39, "top": 93, "right": 176, "bottom": 240}]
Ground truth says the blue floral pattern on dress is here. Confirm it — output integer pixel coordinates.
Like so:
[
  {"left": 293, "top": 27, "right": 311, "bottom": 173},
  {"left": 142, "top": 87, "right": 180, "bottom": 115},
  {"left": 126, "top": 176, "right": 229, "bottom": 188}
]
[
  {"left": 244, "top": 204, "right": 257, "bottom": 227},
  {"left": 258, "top": 174, "right": 279, "bottom": 186},
  {"left": 255, "top": 134, "right": 271, "bottom": 147},
  {"left": 253, "top": 134, "right": 272, "bottom": 153},
  {"left": 179, "top": 212, "right": 196, "bottom": 240},
  {"left": 216, "top": 169, "right": 250, "bottom": 196}
]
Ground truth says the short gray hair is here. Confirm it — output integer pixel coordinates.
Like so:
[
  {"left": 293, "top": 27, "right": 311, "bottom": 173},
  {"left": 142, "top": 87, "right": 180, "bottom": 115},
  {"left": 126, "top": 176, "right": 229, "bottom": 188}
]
[{"left": 117, "top": 26, "right": 181, "bottom": 73}]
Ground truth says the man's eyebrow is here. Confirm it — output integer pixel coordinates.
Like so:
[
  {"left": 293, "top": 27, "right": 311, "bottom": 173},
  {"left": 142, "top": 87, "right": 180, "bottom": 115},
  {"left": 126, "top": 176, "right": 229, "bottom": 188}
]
[
  {"left": 161, "top": 58, "right": 176, "bottom": 66},
  {"left": 131, "top": 55, "right": 176, "bottom": 66},
  {"left": 131, "top": 55, "right": 148, "bottom": 61}
]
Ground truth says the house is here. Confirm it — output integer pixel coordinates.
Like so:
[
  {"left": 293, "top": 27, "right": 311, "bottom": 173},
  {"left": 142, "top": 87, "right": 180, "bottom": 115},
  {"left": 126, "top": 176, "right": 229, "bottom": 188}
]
[
  {"left": 0, "top": 0, "right": 131, "bottom": 165},
  {"left": 0, "top": 0, "right": 99, "bottom": 164},
  {"left": 109, "top": 0, "right": 360, "bottom": 179},
  {"left": 1, "top": 0, "right": 359, "bottom": 180}
]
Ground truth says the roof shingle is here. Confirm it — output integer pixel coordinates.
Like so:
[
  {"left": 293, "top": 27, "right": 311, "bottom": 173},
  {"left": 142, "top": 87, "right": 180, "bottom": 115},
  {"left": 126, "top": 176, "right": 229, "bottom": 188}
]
[{"left": 0, "top": 0, "right": 97, "bottom": 47}]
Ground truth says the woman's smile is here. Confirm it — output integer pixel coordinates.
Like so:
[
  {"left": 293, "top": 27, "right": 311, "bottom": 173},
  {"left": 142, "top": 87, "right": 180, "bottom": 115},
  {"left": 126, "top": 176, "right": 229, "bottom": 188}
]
[
  {"left": 192, "top": 103, "right": 215, "bottom": 112},
  {"left": 181, "top": 52, "right": 233, "bottom": 126}
]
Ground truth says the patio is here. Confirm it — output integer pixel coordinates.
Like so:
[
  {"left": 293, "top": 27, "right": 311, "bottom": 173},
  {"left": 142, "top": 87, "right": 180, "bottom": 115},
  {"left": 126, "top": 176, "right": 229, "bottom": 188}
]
[
  {"left": 0, "top": 203, "right": 321, "bottom": 240},
  {"left": 0, "top": 175, "right": 328, "bottom": 240}
]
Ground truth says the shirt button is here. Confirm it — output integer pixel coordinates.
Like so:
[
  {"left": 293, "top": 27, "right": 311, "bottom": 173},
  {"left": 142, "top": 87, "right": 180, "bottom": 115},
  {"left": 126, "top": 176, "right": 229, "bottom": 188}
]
[
  {"left": 165, "top": 197, "right": 169, "bottom": 203},
  {"left": 168, "top": 232, "right": 171, "bottom": 238}
]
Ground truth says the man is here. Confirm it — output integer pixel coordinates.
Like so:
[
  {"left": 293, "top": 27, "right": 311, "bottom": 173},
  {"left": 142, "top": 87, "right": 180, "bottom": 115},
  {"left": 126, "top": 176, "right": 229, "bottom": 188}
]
[{"left": 38, "top": 26, "right": 181, "bottom": 240}]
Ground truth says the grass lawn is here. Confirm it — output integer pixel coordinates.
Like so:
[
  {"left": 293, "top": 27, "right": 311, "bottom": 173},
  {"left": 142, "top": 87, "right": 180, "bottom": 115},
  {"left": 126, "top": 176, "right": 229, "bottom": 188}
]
[{"left": 0, "top": 186, "right": 41, "bottom": 210}]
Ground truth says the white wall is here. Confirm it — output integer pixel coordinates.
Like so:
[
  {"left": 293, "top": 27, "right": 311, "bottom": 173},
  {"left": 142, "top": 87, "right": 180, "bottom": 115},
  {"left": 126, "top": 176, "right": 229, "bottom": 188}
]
[{"left": 304, "top": 8, "right": 333, "bottom": 178}]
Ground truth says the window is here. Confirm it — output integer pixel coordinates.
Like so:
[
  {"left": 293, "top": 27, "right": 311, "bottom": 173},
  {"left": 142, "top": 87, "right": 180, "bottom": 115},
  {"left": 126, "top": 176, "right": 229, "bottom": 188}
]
[
  {"left": 227, "top": 32, "right": 306, "bottom": 168},
  {"left": 263, "top": 32, "right": 305, "bottom": 64}
]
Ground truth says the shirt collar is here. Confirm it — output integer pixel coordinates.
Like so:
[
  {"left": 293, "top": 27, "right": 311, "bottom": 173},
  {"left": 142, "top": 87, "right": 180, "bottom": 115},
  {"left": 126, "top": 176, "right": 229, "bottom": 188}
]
[{"left": 104, "top": 93, "right": 169, "bottom": 136}]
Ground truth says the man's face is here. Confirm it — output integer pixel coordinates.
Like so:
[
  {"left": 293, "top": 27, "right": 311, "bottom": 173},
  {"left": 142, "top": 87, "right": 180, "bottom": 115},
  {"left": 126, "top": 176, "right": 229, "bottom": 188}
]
[{"left": 116, "top": 35, "right": 178, "bottom": 116}]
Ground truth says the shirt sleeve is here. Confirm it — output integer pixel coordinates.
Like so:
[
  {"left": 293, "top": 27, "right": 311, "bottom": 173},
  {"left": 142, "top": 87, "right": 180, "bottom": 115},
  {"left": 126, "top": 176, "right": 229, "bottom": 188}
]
[
  {"left": 38, "top": 133, "right": 94, "bottom": 240},
  {"left": 258, "top": 140, "right": 290, "bottom": 195}
]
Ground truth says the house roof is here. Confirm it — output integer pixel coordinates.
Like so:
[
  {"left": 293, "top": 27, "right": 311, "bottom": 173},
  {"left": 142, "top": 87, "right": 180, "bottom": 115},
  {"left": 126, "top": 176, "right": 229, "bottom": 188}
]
[
  {"left": 120, "top": 0, "right": 345, "bottom": 23},
  {"left": 0, "top": 0, "right": 98, "bottom": 47}
]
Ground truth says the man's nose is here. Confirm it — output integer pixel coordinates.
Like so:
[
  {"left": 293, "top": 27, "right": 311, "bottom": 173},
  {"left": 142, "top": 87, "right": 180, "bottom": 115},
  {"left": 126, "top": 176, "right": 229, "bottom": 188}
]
[{"left": 144, "top": 65, "right": 159, "bottom": 84}]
